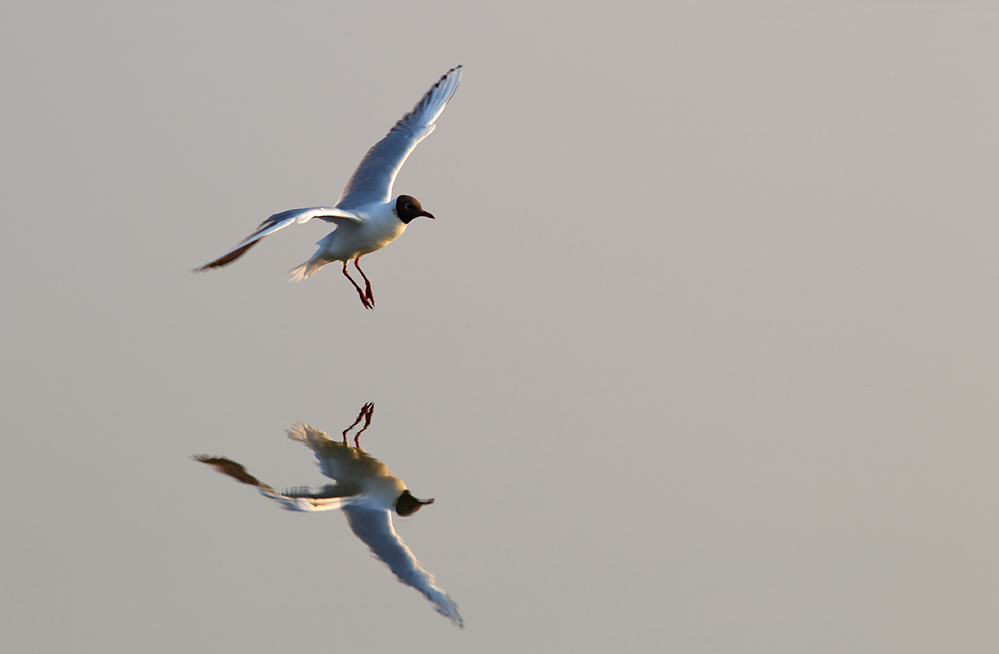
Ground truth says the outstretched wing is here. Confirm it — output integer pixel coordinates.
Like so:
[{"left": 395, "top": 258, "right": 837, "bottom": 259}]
[
  {"left": 336, "top": 66, "right": 463, "bottom": 211},
  {"left": 343, "top": 506, "right": 463, "bottom": 627},
  {"left": 194, "top": 207, "right": 360, "bottom": 271},
  {"left": 194, "top": 455, "right": 360, "bottom": 512}
]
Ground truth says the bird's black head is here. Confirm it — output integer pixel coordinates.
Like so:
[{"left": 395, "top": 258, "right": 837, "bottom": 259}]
[
  {"left": 395, "top": 489, "right": 435, "bottom": 516},
  {"left": 395, "top": 195, "right": 435, "bottom": 224}
]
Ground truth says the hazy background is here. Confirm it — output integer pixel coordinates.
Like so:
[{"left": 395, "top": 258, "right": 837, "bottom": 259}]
[{"left": 2, "top": 1, "right": 998, "bottom": 652}]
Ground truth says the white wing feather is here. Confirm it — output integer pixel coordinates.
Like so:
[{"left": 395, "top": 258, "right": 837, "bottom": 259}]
[{"left": 335, "top": 66, "right": 463, "bottom": 210}]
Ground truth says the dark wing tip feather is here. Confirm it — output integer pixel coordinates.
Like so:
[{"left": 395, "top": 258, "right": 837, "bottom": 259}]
[
  {"left": 192, "top": 238, "right": 263, "bottom": 272},
  {"left": 390, "top": 66, "right": 463, "bottom": 136}
]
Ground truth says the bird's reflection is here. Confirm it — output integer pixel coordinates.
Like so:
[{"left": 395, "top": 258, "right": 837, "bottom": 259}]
[{"left": 195, "top": 402, "right": 462, "bottom": 627}]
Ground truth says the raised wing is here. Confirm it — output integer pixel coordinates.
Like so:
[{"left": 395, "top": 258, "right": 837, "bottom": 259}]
[
  {"left": 194, "top": 455, "right": 361, "bottom": 513},
  {"left": 336, "top": 66, "right": 463, "bottom": 211},
  {"left": 193, "top": 207, "right": 359, "bottom": 271},
  {"left": 343, "top": 506, "right": 463, "bottom": 627}
]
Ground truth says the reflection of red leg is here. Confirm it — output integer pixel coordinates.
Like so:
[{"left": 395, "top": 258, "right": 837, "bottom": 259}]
[
  {"left": 341, "top": 402, "right": 375, "bottom": 447},
  {"left": 342, "top": 261, "right": 372, "bottom": 310},
  {"left": 354, "top": 258, "right": 374, "bottom": 306},
  {"left": 354, "top": 403, "right": 374, "bottom": 448}
]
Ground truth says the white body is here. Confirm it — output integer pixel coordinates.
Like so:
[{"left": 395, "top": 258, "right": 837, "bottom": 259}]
[
  {"left": 280, "top": 423, "right": 408, "bottom": 511},
  {"left": 288, "top": 203, "right": 408, "bottom": 281}
]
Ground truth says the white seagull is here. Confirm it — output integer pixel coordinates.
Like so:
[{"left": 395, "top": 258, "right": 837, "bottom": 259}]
[
  {"left": 194, "top": 403, "right": 463, "bottom": 627},
  {"left": 194, "top": 66, "right": 464, "bottom": 309}
]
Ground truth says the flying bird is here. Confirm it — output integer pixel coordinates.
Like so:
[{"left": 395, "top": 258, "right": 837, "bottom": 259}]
[
  {"left": 194, "top": 66, "right": 464, "bottom": 309},
  {"left": 194, "top": 403, "right": 463, "bottom": 627}
]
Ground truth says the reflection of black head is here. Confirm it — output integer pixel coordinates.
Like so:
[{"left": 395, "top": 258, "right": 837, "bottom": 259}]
[
  {"left": 395, "top": 195, "right": 435, "bottom": 224},
  {"left": 395, "top": 489, "right": 435, "bottom": 516}
]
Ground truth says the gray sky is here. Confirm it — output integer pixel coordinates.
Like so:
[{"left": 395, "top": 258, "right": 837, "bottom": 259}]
[{"left": 2, "top": 1, "right": 998, "bottom": 652}]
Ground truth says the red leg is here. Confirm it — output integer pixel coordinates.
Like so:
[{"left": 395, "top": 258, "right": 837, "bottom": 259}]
[
  {"left": 342, "top": 261, "right": 372, "bottom": 310},
  {"left": 354, "top": 258, "right": 374, "bottom": 306}
]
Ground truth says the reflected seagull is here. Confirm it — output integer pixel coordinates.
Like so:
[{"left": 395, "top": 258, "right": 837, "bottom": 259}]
[
  {"left": 194, "top": 403, "right": 463, "bottom": 627},
  {"left": 194, "top": 66, "right": 464, "bottom": 310}
]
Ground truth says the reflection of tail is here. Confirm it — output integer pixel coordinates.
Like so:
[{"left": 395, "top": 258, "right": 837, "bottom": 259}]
[
  {"left": 286, "top": 422, "right": 337, "bottom": 450},
  {"left": 288, "top": 257, "right": 328, "bottom": 282}
]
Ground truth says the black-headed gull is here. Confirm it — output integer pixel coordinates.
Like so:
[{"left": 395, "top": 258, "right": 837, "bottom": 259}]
[
  {"left": 194, "top": 403, "right": 463, "bottom": 627},
  {"left": 194, "top": 66, "right": 463, "bottom": 309}
]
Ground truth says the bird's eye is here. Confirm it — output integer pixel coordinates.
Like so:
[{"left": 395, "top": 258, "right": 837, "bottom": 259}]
[{"left": 405, "top": 203, "right": 413, "bottom": 210}]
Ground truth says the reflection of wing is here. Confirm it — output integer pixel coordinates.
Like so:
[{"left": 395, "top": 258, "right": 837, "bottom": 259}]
[
  {"left": 343, "top": 506, "right": 463, "bottom": 627},
  {"left": 194, "top": 455, "right": 360, "bottom": 512},
  {"left": 336, "top": 66, "right": 463, "bottom": 210},
  {"left": 261, "top": 483, "right": 362, "bottom": 512},
  {"left": 194, "top": 207, "right": 360, "bottom": 270}
]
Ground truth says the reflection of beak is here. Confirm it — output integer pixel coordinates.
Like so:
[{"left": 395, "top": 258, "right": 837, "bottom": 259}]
[
  {"left": 421, "top": 210, "right": 436, "bottom": 220},
  {"left": 396, "top": 489, "right": 435, "bottom": 515}
]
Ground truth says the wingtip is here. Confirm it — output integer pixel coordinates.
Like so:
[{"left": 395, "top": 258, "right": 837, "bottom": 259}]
[
  {"left": 439, "top": 65, "right": 463, "bottom": 86},
  {"left": 192, "top": 260, "right": 228, "bottom": 273},
  {"left": 440, "top": 601, "right": 464, "bottom": 629},
  {"left": 428, "top": 589, "right": 464, "bottom": 628}
]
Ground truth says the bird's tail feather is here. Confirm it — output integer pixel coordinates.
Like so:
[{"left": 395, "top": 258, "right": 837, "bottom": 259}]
[{"left": 288, "top": 257, "right": 329, "bottom": 282}]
